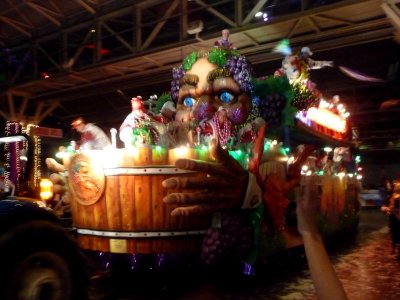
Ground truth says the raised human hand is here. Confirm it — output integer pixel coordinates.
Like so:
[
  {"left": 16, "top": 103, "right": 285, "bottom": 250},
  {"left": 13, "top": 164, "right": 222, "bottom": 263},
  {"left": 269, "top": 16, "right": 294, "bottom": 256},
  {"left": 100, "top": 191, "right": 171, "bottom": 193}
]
[
  {"left": 162, "top": 139, "right": 249, "bottom": 216},
  {"left": 45, "top": 158, "right": 69, "bottom": 203},
  {"left": 296, "top": 175, "right": 320, "bottom": 237}
]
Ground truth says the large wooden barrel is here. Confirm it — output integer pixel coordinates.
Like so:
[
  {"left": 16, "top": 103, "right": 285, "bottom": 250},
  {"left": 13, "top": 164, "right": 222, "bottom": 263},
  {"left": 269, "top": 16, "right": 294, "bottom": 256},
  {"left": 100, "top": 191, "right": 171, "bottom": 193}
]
[{"left": 67, "top": 147, "right": 212, "bottom": 254}]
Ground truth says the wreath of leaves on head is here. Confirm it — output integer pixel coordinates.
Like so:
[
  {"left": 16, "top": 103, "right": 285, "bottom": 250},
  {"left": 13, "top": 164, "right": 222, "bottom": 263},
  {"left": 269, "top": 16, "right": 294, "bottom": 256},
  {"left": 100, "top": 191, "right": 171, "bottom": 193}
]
[
  {"left": 182, "top": 48, "right": 240, "bottom": 71},
  {"left": 208, "top": 48, "right": 229, "bottom": 67},
  {"left": 182, "top": 52, "right": 198, "bottom": 71}
]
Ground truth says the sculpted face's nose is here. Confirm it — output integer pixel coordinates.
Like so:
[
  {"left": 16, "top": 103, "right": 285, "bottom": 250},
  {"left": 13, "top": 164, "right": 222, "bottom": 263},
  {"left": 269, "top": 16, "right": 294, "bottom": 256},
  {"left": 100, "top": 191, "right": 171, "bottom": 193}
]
[{"left": 192, "top": 95, "right": 217, "bottom": 121}]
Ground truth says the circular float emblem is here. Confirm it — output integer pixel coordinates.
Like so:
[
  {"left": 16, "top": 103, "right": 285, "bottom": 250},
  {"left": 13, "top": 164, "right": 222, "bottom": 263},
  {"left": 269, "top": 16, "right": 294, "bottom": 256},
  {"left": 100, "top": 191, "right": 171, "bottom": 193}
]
[{"left": 68, "top": 153, "right": 105, "bottom": 206}]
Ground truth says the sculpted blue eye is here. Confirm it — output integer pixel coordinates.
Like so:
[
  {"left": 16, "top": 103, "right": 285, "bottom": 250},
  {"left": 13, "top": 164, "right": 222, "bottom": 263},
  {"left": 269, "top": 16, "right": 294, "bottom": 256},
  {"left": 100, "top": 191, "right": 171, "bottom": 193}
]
[
  {"left": 183, "top": 97, "right": 195, "bottom": 107},
  {"left": 219, "top": 91, "right": 234, "bottom": 103}
]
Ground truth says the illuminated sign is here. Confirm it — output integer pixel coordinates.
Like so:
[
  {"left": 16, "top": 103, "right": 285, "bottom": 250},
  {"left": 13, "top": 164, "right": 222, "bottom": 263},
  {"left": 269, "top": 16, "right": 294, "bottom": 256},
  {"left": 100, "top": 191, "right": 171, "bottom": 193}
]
[
  {"left": 33, "top": 126, "right": 63, "bottom": 138},
  {"left": 297, "top": 107, "right": 348, "bottom": 133}
]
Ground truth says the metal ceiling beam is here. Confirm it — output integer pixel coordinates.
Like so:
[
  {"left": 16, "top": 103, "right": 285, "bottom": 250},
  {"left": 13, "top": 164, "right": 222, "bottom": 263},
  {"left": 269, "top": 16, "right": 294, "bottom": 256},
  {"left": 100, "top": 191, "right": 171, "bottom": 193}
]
[
  {"left": 0, "top": 15, "right": 32, "bottom": 37},
  {"left": 25, "top": 1, "right": 62, "bottom": 26},
  {"left": 382, "top": 0, "right": 400, "bottom": 29},
  {"left": 242, "top": 0, "right": 268, "bottom": 25},
  {"left": 37, "top": 43, "right": 62, "bottom": 71},
  {"left": 194, "top": 0, "right": 236, "bottom": 27},
  {"left": 17, "top": 21, "right": 394, "bottom": 105},
  {"left": 74, "top": 0, "right": 96, "bottom": 14},
  {"left": 36, "top": 100, "right": 61, "bottom": 124},
  {"left": 0, "top": 0, "right": 396, "bottom": 131},
  {"left": 102, "top": 21, "right": 135, "bottom": 53},
  {"left": 6, "top": 0, "right": 34, "bottom": 27},
  {"left": 314, "top": 14, "right": 355, "bottom": 25},
  {"left": 140, "top": 0, "right": 180, "bottom": 50}
]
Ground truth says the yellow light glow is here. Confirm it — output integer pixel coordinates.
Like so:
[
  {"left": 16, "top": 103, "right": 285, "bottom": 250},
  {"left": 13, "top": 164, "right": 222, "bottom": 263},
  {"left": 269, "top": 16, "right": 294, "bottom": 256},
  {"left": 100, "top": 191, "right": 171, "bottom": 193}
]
[
  {"left": 40, "top": 179, "right": 53, "bottom": 201},
  {"left": 175, "top": 146, "right": 189, "bottom": 157},
  {"left": 126, "top": 146, "right": 139, "bottom": 157},
  {"left": 307, "top": 107, "right": 347, "bottom": 133}
]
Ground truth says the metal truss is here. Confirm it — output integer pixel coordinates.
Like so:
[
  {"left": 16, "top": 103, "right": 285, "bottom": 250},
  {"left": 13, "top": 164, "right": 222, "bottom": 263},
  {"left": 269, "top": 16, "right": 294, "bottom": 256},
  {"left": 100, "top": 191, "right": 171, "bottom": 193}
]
[{"left": 0, "top": 0, "right": 395, "bottom": 125}]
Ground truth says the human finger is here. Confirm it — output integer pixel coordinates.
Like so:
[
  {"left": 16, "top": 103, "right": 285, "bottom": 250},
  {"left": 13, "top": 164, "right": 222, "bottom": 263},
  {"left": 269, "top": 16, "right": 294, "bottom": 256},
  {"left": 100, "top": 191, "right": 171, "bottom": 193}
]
[
  {"left": 49, "top": 173, "right": 67, "bottom": 194},
  {"left": 46, "top": 158, "right": 65, "bottom": 173},
  {"left": 52, "top": 184, "right": 68, "bottom": 194},
  {"left": 49, "top": 173, "right": 66, "bottom": 185},
  {"left": 302, "top": 176, "right": 319, "bottom": 204}
]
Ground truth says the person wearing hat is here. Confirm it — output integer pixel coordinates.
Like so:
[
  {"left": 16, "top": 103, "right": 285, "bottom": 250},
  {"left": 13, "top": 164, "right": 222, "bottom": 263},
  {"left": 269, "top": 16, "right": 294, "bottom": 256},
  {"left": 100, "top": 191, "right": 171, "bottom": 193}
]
[
  {"left": 119, "top": 96, "right": 165, "bottom": 147},
  {"left": 71, "top": 117, "right": 111, "bottom": 150},
  {"left": 275, "top": 46, "right": 334, "bottom": 83},
  {"left": 299, "top": 46, "right": 334, "bottom": 71}
]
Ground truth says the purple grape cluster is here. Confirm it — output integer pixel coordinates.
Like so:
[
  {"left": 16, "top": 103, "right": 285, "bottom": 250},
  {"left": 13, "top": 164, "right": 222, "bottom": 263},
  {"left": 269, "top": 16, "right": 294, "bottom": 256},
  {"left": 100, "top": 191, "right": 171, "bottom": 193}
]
[
  {"left": 225, "top": 55, "right": 254, "bottom": 93},
  {"left": 201, "top": 212, "right": 253, "bottom": 266},
  {"left": 171, "top": 64, "right": 185, "bottom": 102},
  {"left": 259, "top": 93, "right": 287, "bottom": 127}
]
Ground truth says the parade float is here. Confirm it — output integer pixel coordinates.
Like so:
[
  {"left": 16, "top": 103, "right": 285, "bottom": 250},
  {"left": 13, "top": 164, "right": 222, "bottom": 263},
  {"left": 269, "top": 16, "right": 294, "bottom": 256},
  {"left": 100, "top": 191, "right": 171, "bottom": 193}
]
[{"left": 51, "top": 40, "right": 360, "bottom": 273}]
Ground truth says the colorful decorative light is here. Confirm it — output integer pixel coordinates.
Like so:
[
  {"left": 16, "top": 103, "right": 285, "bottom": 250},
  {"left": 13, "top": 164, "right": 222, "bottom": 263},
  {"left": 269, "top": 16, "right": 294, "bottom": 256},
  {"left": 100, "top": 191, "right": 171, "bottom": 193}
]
[
  {"left": 306, "top": 107, "right": 347, "bottom": 133},
  {"left": 40, "top": 178, "right": 53, "bottom": 201},
  {"left": 24, "top": 124, "right": 41, "bottom": 189}
]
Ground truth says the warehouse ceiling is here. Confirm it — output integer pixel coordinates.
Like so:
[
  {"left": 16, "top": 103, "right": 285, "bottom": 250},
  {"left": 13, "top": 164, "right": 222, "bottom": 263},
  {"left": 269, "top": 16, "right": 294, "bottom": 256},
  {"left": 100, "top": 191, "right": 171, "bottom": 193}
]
[{"left": 0, "top": 0, "right": 400, "bottom": 156}]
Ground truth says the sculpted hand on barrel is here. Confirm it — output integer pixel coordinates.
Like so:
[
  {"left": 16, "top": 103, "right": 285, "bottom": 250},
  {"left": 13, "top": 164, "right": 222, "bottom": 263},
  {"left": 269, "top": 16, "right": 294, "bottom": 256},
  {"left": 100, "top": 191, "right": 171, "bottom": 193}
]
[{"left": 163, "top": 138, "right": 248, "bottom": 216}]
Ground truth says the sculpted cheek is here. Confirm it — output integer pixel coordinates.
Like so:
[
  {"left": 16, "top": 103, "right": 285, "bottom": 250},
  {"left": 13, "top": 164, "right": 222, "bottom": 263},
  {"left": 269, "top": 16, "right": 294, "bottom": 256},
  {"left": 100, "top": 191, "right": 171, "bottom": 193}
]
[
  {"left": 226, "top": 94, "right": 251, "bottom": 124},
  {"left": 226, "top": 105, "right": 246, "bottom": 124}
]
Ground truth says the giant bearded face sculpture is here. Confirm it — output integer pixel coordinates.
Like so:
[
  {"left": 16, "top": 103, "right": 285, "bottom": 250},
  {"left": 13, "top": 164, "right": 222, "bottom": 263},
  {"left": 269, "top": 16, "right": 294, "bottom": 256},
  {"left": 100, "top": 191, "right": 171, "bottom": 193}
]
[{"left": 171, "top": 49, "right": 255, "bottom": 125}]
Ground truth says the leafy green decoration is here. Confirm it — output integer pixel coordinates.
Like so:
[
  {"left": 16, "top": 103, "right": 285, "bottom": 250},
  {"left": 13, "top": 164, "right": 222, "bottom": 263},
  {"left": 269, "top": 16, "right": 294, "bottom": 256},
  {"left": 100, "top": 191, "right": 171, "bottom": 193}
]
[
  {"left": 253, "top": 76, "right": 292, "bottom": 97},
  {"left": 282, "top": 98, "right": 297, "bottom": 127},
  {"left": 154, "top": 93, "right": 172, "bottom": 114},
  {"left": 182, "top": 52, "right": 198, "bottom": 71},
  {"left": 208, "top": 48, "right": 228, "bottom": 67}
]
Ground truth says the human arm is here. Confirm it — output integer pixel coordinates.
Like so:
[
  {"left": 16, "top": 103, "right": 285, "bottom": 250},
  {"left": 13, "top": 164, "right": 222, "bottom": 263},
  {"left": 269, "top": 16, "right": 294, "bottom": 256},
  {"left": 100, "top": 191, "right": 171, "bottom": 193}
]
[
  {"left": 307, "top": 58, "right": 334, "bottom": 69},
  {"left": 297, "top": 176, "right": 347, "bottom": 300}
]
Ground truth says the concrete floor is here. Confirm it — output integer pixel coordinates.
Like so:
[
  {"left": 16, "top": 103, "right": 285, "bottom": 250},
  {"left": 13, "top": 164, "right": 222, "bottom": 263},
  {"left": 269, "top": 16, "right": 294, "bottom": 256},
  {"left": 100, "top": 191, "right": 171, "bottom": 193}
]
[{"left": 89, "top": 208, "right": 400, "bottom": 300}]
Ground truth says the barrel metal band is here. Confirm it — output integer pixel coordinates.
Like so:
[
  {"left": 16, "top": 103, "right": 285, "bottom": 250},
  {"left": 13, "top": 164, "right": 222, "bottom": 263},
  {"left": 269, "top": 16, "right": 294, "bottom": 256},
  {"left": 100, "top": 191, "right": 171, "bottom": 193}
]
[
  {"left": 76, "top": 228, "right": 207, "bottom": 238},
  {"left": 103, "top": 167, "right": 195, "bottom": 176}
]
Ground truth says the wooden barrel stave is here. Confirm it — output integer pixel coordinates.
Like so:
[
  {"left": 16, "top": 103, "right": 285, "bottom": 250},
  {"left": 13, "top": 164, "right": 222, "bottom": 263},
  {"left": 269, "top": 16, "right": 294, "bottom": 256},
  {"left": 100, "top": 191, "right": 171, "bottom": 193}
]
[{"left": 105, "top": 175, "right": 122, "bottom": 230}]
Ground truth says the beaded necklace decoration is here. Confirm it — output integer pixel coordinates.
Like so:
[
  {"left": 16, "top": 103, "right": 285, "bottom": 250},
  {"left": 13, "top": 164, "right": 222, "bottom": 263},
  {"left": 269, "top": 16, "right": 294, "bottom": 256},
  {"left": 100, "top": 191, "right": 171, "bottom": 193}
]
[{"left": 213, "top": 112, "right": 231, "bottom": 149}]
